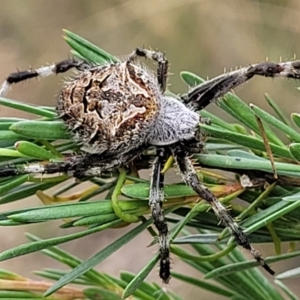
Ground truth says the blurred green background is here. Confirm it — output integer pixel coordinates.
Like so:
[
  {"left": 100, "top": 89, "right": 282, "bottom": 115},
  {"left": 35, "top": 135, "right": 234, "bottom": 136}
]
[{"left": 0, "top": 1, "right": 300, "bottom": 299}]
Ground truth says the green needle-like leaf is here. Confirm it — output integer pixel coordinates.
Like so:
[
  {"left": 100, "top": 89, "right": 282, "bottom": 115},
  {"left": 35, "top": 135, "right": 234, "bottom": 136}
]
[
  {"left": 10, "top": 120, "right": 69, "bottom": 140},
  {"left": 44, "top": 219, "right": 152, "bottom": 297},
  {"left": 180, "top": 71, "right": 204, "bottom": 86},
  {"left": 63, "top": 29, "right": 118, "bottom": 63},
  {"left": 291, "top": 113, "right": 300, "bottom": 129},
  {"left": 0, "top": 130, "right": 27, "bottom": 147},
  {"left": 274, "top": 280, "right": 299, "bottom": 300},
  {"left": 220, "top": 94, "right": 283, "bottom": 146},
  {"left": 15, "top": 141, "right": 60, "bottom": 160},
  {"left": 0, "top": 220, "right": 121, "bottom": 261},
  {"left": 0, "top": 175, "right": 29, "bottom": 196},
  {"left": 0, "top": 97, "right": 57, "bottom": 118},
  {"left": 205, "top": 250, "right": 300, "bottom": 279},
  {"left": 250, "top": 104, "right": 300, "bottom": 142},
  {"left": 276, "top": 267, "right": 300, "bottom": 280},
  {"left": 265, "top": 93, "right": 290, "bottom": 126},
  {"left": 0, "top": 181, "right": 65, "bottom": 204},
  {"left": 196, "top": 153, "right": 300, "bottom": 177},
  {"left": 171, "top": 272, "right": 234, "bottom": 297},
  {"left": 122, "top": 182, "right": 196, "bottom": 199},
  {"left": 289, "top": 143, "right": 300, "bottom": 161},
  {"left": 6, "top": 199, "right": 148, "bottom": 222},
  {"left": 122, "top": 254, "right": 160, "bottom": 299},
  {"left": 200, "top": 124, "right": 292, "bottom": 158}
]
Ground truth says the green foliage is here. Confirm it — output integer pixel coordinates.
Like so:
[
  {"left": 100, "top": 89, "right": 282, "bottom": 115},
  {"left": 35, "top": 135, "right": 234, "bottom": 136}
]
[{"left": 0, "top": 30, "right": 300, "bottom": 299}]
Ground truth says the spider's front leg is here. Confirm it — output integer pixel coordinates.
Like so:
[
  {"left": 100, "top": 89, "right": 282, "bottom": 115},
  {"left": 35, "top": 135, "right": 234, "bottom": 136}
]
[
  {"left": 149, "top": 148, "right": 170, "bottom": 283},
  {"left": 181, "top": 60, "right": 300, "bottom": 110},
  {"left": 0, "top": 59, "right": 83, "bottom": 97},
  {"left": 127, "top": 48, "right": 168, "bottom": 92},
  {"left": 170, "top": 143, "right": 275, "bottom": 275}
]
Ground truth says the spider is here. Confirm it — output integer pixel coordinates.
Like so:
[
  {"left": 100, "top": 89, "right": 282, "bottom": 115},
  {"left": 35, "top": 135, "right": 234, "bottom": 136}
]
[{"left": 1, "top": 47, "right": 300, "bottom": 283}]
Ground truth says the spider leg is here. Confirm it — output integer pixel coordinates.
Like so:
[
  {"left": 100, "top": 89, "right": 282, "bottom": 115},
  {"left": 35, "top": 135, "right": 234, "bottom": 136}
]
[
  {"left": 149, "top": 148, "right": 170, "bottom": 283},
  {"left": 128, "top": 48, "right": 168, "bottom": 92},
  {"left": 0, "top": 149, "right": 146, "bottom": 178},
  {"left": 170, "top": 143, "right": 275, "bottom": 275},
  {"left": 181, "top": 60, "right": 300, "bottom": 110},
  {"left": 0, "top": 59, "right": 83, "bottom": 97}
]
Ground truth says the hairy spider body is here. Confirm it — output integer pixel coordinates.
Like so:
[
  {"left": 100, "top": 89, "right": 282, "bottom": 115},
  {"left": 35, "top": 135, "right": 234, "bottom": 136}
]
[
  {"left": 58, "top": 61, "right": 160, "bottom": 155},
  {"left": 1, "top": 44, "right": 300, "bottom": 283},
  {"left": 57, "top": 59, "right": 199, "bottom": 155}
]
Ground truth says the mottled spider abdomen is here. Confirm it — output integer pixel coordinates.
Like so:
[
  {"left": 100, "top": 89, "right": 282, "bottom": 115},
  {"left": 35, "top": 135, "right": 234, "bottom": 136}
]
[{"left": 57, "top": 61, "right": 161, "bottom": 155}]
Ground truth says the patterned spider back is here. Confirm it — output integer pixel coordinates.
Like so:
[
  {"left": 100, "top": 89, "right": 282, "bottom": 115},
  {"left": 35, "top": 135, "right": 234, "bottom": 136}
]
[{"left": 57, "top": 61, "right": 161, "bottom": 155}]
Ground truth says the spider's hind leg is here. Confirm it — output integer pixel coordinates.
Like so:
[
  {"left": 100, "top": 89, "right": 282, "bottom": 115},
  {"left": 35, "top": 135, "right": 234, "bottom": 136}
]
[
  {"left": 0, "top": 149, "right": 145, "bottom": 179},
  {"left": 149, "top": 148, "right": 170, "bottom": 283},
  {"left": 171, "top": 143, "right": 275, "bottom": 275},
  {"left": 0, "top": 59, "right": 83, "bottom": 97}
]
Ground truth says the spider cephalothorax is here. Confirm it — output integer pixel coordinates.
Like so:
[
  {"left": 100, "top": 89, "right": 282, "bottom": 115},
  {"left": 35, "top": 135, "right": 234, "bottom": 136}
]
[{"left": 1, "top": 46, "right": 300, "bottom": 283}]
